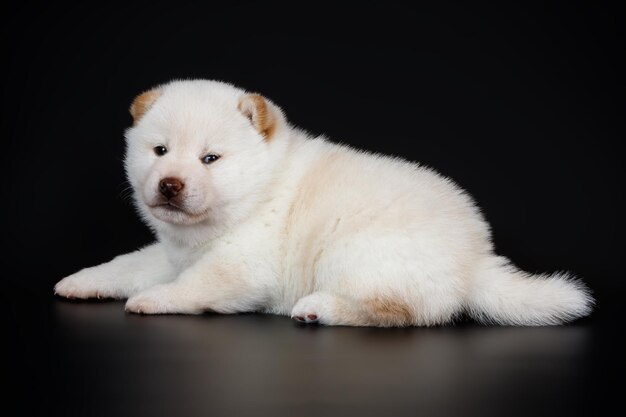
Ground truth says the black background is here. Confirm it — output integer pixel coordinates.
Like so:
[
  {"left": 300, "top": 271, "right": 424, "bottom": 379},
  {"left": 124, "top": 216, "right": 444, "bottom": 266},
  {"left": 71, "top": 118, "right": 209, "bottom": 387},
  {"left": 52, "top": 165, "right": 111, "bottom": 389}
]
[{"left": 2, "top": 1, "right": 624, "bottom": 416}]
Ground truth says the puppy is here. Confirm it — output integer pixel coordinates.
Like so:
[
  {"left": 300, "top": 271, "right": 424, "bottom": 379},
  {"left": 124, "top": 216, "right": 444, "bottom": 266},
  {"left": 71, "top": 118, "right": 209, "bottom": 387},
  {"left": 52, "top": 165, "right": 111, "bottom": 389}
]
[{"left": 55, "top": 80, "right": 593, "bottom": 326}]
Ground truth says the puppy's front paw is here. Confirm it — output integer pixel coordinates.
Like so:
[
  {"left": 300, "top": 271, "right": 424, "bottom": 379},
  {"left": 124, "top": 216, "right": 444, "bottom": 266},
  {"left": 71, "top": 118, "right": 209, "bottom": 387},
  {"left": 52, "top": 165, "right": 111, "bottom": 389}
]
[
  {"left": 125, "top": 293, "right": 168, "bottom": 314},
  {"left": 55, "top": 272, "right": 115, "bottom": 300},
  {"left": 125, "top": 285, "right": 195, "bottom": 315}
]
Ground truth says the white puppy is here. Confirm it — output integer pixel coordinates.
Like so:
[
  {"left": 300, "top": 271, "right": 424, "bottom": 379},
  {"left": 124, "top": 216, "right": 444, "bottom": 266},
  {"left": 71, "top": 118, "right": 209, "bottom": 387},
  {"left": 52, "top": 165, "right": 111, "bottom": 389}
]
[{"left": 55, "top": 80, "right": 593, "bottom": 326}]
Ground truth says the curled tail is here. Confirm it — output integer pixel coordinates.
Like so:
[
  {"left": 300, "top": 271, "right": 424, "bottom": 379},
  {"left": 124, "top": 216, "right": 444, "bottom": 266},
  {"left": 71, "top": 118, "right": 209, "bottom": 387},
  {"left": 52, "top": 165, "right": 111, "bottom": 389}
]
[{"left": 466, "top": 256, "right": 594, "bottom": 326}]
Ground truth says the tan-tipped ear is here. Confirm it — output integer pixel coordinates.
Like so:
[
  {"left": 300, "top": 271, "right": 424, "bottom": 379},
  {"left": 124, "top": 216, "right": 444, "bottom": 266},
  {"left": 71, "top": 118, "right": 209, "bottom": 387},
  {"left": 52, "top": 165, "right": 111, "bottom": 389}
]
[
  {"left": 238, "top": 94, "right": 278, "bottom": 140},
  {"left": 129, "top": 89, "right": 162, "bottom": 125}
]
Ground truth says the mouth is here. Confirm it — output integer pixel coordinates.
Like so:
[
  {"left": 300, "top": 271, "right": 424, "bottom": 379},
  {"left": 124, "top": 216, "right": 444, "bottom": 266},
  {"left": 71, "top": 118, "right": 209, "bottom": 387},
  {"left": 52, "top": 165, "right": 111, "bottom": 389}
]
[
  {"left": 148, "top": 200, "right": 191, "bottom": 217},
  {"left": 154, "top": 201, "right": 186, "bottom": 212},
  {"left": 147, "top": 200, "right": 209, "bottom": 224}
]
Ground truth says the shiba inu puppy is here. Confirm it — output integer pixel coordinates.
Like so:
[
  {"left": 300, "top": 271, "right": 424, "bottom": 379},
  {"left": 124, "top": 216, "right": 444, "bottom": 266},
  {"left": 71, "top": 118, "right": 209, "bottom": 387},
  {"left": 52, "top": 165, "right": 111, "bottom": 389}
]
[{"left": 55, "top": 80, "right": 593, "bottom": 326}]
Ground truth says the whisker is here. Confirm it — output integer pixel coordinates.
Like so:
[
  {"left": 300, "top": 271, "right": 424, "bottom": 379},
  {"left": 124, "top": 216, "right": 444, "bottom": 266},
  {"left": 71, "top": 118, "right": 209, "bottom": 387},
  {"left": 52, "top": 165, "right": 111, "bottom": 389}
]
[{"left": 117, "top": 181, "right": 136, "bottom": 204}]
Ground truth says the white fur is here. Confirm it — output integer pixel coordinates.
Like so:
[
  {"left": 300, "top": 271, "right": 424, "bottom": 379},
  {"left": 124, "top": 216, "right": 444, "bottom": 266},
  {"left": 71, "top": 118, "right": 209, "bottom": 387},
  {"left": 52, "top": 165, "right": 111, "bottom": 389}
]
[{"left": 55, "top": 80, "right": 594, "bottom": 326}]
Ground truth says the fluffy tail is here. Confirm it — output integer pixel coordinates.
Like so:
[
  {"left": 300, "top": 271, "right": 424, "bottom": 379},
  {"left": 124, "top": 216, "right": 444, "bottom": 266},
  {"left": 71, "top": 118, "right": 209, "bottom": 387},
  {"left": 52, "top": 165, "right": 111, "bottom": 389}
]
[{"left": 466, "top": 256, "right": 594, "bottom": 326}]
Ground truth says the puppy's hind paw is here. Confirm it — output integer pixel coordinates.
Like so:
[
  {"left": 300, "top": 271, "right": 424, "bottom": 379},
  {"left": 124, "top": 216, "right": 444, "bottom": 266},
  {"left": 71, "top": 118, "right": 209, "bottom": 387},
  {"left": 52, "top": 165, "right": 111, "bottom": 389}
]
[{"left": 291, "top": 293, "right": 334, "bottom": 324}]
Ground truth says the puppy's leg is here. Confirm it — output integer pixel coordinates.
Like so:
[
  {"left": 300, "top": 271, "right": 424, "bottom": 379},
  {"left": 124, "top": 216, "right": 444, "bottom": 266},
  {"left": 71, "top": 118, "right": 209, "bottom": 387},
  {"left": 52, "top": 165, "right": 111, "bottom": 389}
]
[
  {"left": 292, "top": 291, "right": 424, "bottom": 327},
  {"left": 125, "top": 257, "right": 268, "bottom": 314},
  {"left": 55, "top": 244, "right": 175, "bottom": 299},
  {"left": 291, "top": 234, "right": 467, "bottom": 327}
]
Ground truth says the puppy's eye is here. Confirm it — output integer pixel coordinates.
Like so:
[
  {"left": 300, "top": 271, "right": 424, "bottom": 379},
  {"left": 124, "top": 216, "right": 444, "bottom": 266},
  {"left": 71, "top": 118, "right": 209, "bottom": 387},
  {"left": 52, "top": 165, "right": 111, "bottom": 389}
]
[
  {"left": 154, "top": 145, "right": 167, "bottom": 156},
  {"left": 201, "top": 154, "right": 220, "bottom": 164}
]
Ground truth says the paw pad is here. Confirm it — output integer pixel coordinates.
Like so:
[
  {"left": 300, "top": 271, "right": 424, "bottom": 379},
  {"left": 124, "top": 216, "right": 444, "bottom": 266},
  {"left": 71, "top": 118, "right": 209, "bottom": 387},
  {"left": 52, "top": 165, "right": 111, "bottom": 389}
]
[{"left": 292, "top": 313, "right": 319, "bottom": 324}]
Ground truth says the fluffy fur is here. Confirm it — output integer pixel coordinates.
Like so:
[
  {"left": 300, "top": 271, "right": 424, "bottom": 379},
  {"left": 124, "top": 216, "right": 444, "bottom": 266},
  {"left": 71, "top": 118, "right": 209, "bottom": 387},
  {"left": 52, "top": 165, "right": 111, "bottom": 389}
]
[{"left": 55, "top": 80, "right": 594, "bottom": 327}]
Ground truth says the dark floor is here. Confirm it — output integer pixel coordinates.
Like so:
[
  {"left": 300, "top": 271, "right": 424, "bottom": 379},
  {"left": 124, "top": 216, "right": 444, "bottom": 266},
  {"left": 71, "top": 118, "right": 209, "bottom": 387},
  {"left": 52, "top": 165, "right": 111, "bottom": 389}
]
[{"left": 5, "top": 290, "right": 623, "bottom": 417}]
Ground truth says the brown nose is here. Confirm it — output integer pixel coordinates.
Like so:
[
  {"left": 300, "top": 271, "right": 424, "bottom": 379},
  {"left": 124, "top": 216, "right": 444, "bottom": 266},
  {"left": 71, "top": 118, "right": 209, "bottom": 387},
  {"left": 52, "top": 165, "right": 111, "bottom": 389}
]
[{"left": 159, "top": 177, "right": 184, "bottom": 199}]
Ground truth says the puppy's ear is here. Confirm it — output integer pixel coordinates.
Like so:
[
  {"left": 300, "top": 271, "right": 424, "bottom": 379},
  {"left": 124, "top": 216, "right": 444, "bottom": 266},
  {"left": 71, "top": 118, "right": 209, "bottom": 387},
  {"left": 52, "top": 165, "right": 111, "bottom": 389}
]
[
  {"left": 238, "top": 94, "right": 279, "bottom": 141},
  {"left": 129, "top": 89, "right": 162, "bottom": 125}
]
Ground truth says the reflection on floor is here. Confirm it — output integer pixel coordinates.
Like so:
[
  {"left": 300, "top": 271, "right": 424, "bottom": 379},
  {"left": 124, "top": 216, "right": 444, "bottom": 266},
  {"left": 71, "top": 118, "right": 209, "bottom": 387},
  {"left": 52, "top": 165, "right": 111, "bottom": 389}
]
[{"left": 6, "top": 294, "right": 621, "bottom": 417}]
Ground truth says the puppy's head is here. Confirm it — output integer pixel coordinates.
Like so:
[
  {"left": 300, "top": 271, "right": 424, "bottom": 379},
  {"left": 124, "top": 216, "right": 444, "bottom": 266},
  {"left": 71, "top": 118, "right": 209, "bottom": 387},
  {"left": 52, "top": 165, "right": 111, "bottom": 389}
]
[{"left": 124, "top": 80, "right": 286, "bottom": 227}]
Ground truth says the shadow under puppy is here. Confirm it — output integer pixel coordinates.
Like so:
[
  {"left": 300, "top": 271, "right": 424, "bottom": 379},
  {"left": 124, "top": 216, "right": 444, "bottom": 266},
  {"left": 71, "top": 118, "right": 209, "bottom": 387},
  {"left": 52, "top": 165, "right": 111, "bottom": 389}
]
[{"left": 55, "top": 80, "right": 593, "bottom": 327}]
